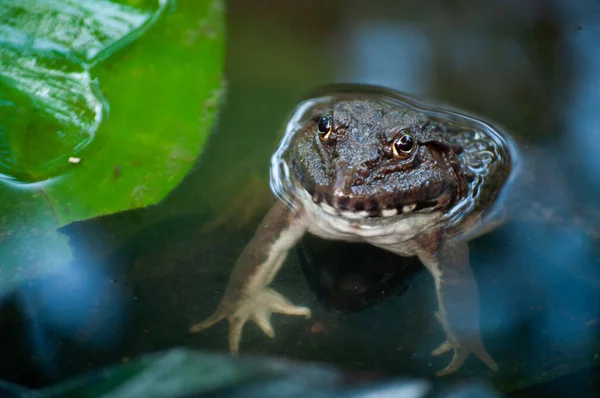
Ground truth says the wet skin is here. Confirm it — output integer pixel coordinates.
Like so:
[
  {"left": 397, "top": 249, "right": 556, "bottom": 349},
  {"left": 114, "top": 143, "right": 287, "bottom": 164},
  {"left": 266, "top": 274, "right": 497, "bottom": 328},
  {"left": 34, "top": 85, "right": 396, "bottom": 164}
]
[{"left": 190, "top": 84, "right": 518, "bottom": 376}]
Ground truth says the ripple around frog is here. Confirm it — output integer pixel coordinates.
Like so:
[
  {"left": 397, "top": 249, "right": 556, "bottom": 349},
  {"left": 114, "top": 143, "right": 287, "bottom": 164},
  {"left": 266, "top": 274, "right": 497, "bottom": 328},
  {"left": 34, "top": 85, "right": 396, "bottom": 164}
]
[
  {"left": 270, "top": 84, "right": 522, "bottom": 240},
  {"left": 0, "top": 0, "right": 171, "bottom": 185}
]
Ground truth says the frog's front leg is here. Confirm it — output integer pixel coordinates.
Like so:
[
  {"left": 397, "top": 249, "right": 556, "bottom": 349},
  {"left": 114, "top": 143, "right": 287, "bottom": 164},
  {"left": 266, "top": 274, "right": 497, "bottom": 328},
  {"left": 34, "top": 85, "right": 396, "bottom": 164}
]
[
  {"left": 189, "top": 201, "right": 310, "bottom": 353},
  {"left": 415, "top": 234, "right": 498, "bottom": 376}
]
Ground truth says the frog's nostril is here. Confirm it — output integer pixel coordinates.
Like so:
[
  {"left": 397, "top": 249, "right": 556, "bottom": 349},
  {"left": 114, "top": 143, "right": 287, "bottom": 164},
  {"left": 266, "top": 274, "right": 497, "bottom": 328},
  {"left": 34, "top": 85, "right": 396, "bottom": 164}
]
[
  {"left": 335, "top": 195, "right": 350, "bottom": 210},
  {"left": 357, "top": 163, "right": 370, "bottom": 178},
  {"left": 353, "top": 199, "right": 365, "bottom": 211}
]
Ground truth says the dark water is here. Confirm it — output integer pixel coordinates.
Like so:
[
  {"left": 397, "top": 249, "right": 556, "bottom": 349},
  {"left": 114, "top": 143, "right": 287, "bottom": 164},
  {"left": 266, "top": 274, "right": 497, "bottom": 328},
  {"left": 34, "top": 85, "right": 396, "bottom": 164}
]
[{"left": 1, "top": 0, "right": 600, "bottom": 395}]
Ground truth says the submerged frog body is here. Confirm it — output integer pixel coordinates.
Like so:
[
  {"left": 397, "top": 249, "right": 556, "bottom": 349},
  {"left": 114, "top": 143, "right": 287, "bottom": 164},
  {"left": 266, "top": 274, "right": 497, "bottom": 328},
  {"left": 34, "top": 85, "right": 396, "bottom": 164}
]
[{"left": 190, "top": 84, "right": 519, "bottom": 376}]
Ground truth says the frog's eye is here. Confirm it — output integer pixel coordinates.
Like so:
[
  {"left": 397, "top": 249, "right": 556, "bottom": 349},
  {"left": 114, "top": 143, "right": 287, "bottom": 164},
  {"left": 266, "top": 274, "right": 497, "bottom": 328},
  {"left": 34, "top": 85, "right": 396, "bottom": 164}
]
[
  {"left": 392, "top": 133, "right": 415, "bottom": 159},
  {"left": 317, "top": 115, "right": 332, "bottom": 142}
]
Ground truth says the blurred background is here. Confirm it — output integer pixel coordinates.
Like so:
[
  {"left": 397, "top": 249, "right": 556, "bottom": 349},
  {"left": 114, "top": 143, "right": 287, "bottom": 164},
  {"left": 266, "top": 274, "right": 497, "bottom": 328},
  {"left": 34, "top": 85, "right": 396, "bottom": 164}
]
[{"left": 1, "top": 0, "right": 600, "bottom": 396}]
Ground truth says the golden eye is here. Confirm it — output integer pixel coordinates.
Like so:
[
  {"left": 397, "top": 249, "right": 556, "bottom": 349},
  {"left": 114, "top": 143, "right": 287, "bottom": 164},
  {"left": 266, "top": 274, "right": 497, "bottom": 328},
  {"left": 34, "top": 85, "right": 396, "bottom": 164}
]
[
  {"left": 317, "top": 116, "right": 332, "bottom": 141},
  {"left": 392, "top": 133, "right": 415, "bottom": 159}
]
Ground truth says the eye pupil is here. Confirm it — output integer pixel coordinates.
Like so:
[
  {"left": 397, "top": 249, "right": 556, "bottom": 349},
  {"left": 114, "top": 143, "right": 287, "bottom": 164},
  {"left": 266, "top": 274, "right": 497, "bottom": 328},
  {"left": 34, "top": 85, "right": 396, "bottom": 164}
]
[
  {"left": 394, "top": 134, "right": 414, "bottom": 153},
  {"left": 392, "top": 133, "right": 415, "bottom": 158},
  {"left": 318, "top": 116, "right": 331, "bottom": 134}
]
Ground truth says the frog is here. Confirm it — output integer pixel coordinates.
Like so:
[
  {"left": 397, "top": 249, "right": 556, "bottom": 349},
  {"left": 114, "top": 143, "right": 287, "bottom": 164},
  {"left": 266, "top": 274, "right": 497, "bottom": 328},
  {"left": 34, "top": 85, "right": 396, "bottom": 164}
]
[{"left": 189, "top": 84, "right": 521, "bottom": 377}]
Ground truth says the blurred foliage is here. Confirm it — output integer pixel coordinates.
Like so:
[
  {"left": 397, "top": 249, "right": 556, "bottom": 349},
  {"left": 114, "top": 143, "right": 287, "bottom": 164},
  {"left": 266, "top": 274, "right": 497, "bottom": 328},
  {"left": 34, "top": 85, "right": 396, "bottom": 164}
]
[
  {"left": 0, "top": 0, "right": 225, "bottom": 290},
  {"left": 34, "top": 348, "right": 499, "bottom": 398}
]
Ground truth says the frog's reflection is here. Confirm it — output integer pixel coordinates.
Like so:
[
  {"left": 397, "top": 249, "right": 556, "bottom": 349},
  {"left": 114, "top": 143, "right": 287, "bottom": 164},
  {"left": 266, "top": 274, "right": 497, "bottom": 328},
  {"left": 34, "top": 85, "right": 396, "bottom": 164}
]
[{"left": 296, "top": 235, "right": 423, "bottom": 314}]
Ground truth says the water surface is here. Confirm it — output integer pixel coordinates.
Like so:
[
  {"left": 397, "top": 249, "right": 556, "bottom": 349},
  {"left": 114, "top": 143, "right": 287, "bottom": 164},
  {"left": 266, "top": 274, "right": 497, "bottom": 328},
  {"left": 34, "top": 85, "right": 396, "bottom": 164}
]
[{"left": 1, "top": 0, "right": 600, "bottom": 395}]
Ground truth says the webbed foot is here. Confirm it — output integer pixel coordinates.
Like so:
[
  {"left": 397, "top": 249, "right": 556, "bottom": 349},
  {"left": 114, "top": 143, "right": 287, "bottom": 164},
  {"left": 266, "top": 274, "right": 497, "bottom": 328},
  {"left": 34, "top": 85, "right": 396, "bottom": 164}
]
[
  {"left": 415, "top": 239, "right": 500, "bottom": 376},
  {"left": 432, "top": 338, "right": 498, "bottom": 377},
  {"left": 189, "top": 288, "right": 311, "bottom": 353}
]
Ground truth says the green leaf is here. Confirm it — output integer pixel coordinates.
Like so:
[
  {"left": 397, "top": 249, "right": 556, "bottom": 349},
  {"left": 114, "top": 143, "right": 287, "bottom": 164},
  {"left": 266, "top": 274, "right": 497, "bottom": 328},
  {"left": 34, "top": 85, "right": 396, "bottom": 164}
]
[
  {"left": 35, "top": 349, "right": 342, "bottom": 398},
  {"left": 0, "top": 0, "right": 225, "bottom": 289}
]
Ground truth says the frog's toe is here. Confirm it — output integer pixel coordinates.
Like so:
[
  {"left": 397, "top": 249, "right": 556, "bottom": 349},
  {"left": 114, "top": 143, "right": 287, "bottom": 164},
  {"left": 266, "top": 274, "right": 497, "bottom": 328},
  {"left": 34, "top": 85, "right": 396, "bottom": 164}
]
[
  {"left": 252, "top": 309, "right": 276, "bottom": 339},
  {"left": 434, "top": 348, "right": 470, "bottom": 377},
  {"left": 228, "top": 313, "right": 249, "bottom": 354},
  {"left": 246, "top": 292, "right": 310, "bottom": 339},
  {"left": 432, "top": 339, "right": 498, "bottom": 376},
  {"left": 189, "top": 310, "right": 227, "bottom": 334},
  {"left": 191, "top": 288, "right": 311, "bottom": 355},
  {"left": 432, "top": 340, "right": 452, "bottom": 356},
  {"left": 228, "top": 288, "right": 310, "bottom": 352},
  {"left": 473, "top": 345, "right": 499, "bottom": 372},
  {"left": 264, "top": 288, "right": 311, "bottom": 318}
]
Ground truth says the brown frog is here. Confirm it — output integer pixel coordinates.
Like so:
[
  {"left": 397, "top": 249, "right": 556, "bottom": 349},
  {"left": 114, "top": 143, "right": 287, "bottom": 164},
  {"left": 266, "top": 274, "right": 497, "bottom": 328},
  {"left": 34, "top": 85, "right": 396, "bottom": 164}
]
[{"left": 190, "top": 84, "right": 520, "bottom": 376}]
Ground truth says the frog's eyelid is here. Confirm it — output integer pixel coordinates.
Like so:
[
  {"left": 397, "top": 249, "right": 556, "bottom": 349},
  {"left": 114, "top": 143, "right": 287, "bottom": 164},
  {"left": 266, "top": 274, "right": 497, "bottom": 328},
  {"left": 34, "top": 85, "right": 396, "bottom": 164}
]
[
  {"left": 383, "top": 128, "right": 414, "bottom": 144},
  {"left": 310, "top": 110, "right": 333, "bottom": 123}
]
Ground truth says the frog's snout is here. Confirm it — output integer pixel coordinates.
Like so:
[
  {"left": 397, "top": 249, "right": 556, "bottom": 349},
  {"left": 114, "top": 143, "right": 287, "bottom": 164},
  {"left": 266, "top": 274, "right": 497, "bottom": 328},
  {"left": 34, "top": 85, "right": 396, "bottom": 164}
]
[{"left": 331, "top": 161, "right": 351, "bottom": 197}]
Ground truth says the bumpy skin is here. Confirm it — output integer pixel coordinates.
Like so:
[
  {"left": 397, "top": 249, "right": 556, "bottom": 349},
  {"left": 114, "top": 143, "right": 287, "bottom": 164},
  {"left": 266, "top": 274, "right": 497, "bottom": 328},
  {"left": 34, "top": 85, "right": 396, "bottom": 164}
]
[
  {"left": 291, "top": 100, "right": 466, "bottom": 215},
  {"left": 191, "top": 85, "right": 514, "bottom": 376}
]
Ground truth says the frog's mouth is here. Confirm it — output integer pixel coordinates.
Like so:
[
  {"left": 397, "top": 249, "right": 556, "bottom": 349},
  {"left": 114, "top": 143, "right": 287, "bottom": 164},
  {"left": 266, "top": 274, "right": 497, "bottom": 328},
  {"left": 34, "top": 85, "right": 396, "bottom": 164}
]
[{"left": 305, "top": 187, "right": 454, "bottom": 219}]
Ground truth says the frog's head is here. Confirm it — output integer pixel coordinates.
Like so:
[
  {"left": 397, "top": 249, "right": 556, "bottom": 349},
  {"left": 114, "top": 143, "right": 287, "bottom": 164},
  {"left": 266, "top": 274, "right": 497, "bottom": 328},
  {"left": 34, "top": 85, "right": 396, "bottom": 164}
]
[{"left": 289, "top": 100, "right": 467, "bottom": 219}]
